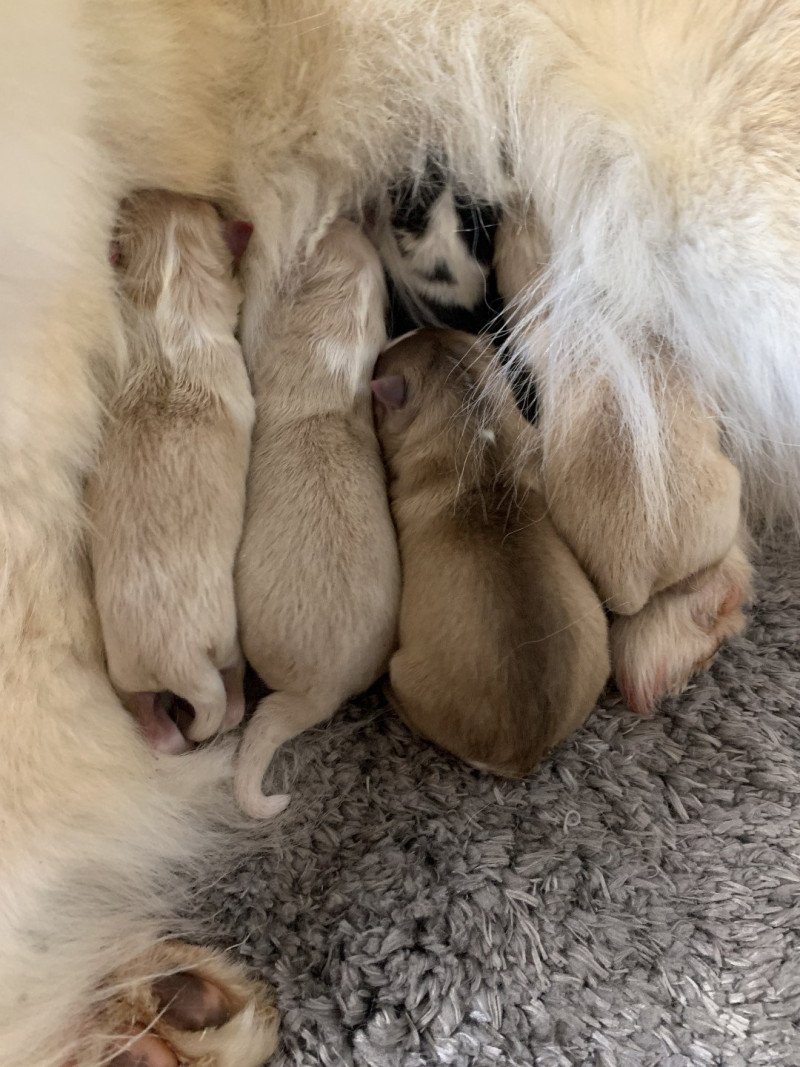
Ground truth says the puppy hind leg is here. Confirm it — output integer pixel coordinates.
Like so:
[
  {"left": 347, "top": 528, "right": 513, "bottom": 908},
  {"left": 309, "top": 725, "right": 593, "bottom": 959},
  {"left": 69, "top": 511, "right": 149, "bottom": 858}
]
[
  {"left": 235, "top": 690, "right": 341, "bottom": 820},
  {"left": 611, "top": 534, "right": 754, "bottom": 716},
  {"left": 165, "top": 658, "right": 228, "bottom": 744},
  {"left": 123, "top": 650, "right": 246, "bottom": 747},
  {"left": 221, "top": 655, "right": 246, "bottom": 732}
]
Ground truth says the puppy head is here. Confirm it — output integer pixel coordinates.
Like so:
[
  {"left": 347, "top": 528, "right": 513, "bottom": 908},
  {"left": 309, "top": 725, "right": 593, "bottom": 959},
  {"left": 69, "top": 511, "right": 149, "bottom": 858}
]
[{"left": 372, "top": 328, "right": 492, "bottom": 463}]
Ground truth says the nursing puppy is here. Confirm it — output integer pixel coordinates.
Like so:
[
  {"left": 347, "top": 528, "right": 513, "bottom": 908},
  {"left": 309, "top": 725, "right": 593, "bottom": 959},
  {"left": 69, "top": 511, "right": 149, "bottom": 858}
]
[
  {"left": 539, "top": 374, "right": 752, "bottom": 716},
  {"left": 88, "top": 191, "right": 255, "bottom": 750},
  {"left": 235, "top": 219, "right": 400, "bottom": 819},
  {"left": 6, "top": 3, "right": 800, "bottom": 1062},
  {"left": 373, "top": 328, "right": 609, "bottom": 776},
  {"left": 495, "top": 212, "right": 753, "bottom": 715}
]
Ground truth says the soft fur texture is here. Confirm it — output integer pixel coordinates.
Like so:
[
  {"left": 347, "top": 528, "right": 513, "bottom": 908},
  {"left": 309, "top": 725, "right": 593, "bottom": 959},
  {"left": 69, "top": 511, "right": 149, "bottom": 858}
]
[
  {"left": 197, "top": 536, "right": 800, "bottom": 1067},
  {"left": 370, "top": 177, "right": 499, "bottom": 334},
  {"left": 493, "top": 210, "right": 745, "bottom": 616},
  {"left": 3, "top": 2, "right": 800, "bottom": 1064},
  {"left": 495, "top": 211, "right": 755, "bottom": 713},
  {"left": 86, "top": 941, "right": 278, "bottom": 1067},
  {"left": 88, "top": 191, "right": 254, "bottom": 749},
  {"left": 610, "top": 530, "right": 755, "bottom": 716},
  {"left": 234, "top": 220, "right": 400, "bottom": 819},
  {"left": 375, "top": 329, "right": 609, "bottom": 775}
]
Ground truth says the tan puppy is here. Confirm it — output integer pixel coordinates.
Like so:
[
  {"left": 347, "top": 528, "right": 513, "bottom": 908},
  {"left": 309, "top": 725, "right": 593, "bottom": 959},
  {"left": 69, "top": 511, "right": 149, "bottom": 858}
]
[
  {"left": 88, "top": 191, "right": 255, "bottom": 751},
  {"left": 7, "top": 4, "right": 800, "bottom": 1061},
  {"left": 539, "top": 375, "right": 753, "bottom": 718},
  {"left": 235, "top": 219, "right": 400, "bottom": 819},
  {"left": 372, "top": 328, "right": 609, "bottom": 777},
  {"left": 495, "top": 212, "right": 753, "bottom": 715}
]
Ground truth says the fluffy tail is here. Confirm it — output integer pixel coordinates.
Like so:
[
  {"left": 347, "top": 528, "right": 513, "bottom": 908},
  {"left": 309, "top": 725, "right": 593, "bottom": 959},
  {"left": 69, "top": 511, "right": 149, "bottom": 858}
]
[
  {"left": 235, "top": 689, "right": 339, "bottom": 820},
  {"left": 464, "top": 0, "right": 800, "bottom": 532}
]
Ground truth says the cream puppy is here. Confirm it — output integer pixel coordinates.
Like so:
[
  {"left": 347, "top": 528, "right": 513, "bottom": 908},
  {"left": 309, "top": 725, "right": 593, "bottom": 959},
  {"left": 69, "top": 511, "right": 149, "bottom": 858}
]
[
  {"left": 88, "top": 191, "right": 255, "bottom": 751},
  {"left": 495, "top": 213, "right": 753, "bottom": 715},
  {"left": 7, "top": 4, "right": 800, "bottom": 1061},
  {"left": 373, "top": 328, "right": 609, "bottom": 777},
  {"left": 235, "top": 219, "right": 400, "bottom": 819}
]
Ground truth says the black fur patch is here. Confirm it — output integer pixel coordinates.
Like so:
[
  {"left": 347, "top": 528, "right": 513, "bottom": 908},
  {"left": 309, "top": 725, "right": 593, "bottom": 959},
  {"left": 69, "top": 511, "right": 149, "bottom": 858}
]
[
  {"left": 389, "top": 155, "right": 448, "bottom": 236},
  {"left": 384, "top": 157, "right": 539, "bottom": 423},
  {"left": 421, "top": 260, "right": 456, "bottom": 284}
]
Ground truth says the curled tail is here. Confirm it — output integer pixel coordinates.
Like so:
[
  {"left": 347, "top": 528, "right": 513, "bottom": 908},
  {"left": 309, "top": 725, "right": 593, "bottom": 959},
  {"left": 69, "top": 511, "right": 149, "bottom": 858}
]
[
  {"left": 234, "top": 688, "right": 341, "bottom": 819},
  {"left": 169, "top": 658, "right": 229, "bottom": 744}
]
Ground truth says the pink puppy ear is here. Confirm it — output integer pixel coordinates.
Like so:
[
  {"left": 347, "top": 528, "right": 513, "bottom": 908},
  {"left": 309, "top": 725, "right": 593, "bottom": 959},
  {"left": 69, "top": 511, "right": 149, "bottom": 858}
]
[
  {"left": 371, "top": 375, "right": 407, "bottom": 410},
  {"left": 221, "top": 220, "right": 254, "bottom": 261}
]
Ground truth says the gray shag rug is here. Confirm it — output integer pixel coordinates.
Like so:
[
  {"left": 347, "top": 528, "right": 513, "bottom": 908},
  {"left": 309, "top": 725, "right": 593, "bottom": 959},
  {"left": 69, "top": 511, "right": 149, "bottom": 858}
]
[{"left": 200, "top": 538, "right": 800, "bottom": 1067}]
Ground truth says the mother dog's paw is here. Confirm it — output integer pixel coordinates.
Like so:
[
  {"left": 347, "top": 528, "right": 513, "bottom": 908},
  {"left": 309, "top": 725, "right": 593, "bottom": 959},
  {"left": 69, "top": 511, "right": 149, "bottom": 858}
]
[
  {"left": 611, "top": 542, "right": 753, "bottom": 717},
  {"left": 93, "top": 941, "right": 277, "bottom": 1067}
]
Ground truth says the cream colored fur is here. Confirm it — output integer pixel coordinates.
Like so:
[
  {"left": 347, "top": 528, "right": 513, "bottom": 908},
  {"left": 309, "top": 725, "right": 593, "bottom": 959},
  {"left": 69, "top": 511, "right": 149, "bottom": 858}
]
[
  {"left": 87, "top": 191, "right": 254, "bottom": 747},
  {"left": 3, "top": 1, "right": 800, "bottom": 1063},
  {"left": 610, "top": 531, "right": 754, "bottom": 715},
  {"left": 88, "top": 941, "right": 278, "bottom": 1067},
  {"left": 496, "top": 211, "right": 744, "bottom": 614},
  {"left": 540, "top": 374, "right": 743, "bottom": 617},
  {"left": 234, "top": 220, "right": 400, "bottom": 820},
  {"left": 495, "top": 210, "right": 754, "bottom": 710}
]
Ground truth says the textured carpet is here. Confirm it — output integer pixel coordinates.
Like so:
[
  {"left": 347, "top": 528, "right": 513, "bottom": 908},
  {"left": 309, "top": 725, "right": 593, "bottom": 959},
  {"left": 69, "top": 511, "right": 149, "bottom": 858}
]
[{"left": 200, "top": 538, "right": 800, "bottom": 1067}]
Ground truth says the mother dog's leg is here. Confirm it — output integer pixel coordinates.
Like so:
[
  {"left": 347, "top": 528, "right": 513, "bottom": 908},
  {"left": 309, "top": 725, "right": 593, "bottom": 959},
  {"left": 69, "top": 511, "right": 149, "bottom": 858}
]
[
  {"left": 495, "top": 213, "right": 753, "bottom": 710},
  {"left": 0, "top": 5, "right": 276, "bottom": 1065}
]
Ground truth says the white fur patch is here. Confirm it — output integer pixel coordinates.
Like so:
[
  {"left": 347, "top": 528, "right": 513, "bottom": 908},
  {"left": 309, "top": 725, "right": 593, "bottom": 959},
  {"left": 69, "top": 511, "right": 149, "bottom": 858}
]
[
  {"left": 397, "top": 191, "right": 488, "bottom": 310},
  {"left": 382, "top": 328, "right": 423, "bottom": 352}
]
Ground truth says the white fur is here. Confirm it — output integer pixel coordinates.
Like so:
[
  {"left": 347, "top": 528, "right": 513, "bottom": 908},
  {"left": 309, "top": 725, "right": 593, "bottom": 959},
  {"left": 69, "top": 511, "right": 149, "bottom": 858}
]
[
  {"left": 372, "top": 187, "right": 489, "bottom": 321},
  {"left": 0, "top": 7, "right": 258, "bottom": 1066},
  {"left": 208, "top": 3, "right": 800, "bottom": 526},
  {"left": 3, "top": 1, "right": 800, "bottom": 1063}
]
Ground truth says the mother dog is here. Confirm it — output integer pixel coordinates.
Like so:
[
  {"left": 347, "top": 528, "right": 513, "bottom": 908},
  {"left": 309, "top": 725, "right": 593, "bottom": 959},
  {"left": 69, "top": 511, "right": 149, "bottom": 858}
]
[{"left": 2, "top": 2, "right": 799, "bottom": 1065}]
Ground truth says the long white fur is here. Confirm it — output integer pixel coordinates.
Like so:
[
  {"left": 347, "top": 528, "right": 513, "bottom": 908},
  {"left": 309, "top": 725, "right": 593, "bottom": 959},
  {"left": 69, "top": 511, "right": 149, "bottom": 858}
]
[{"left": 3, "top": 1, "right": 800, "bottom": 1063}]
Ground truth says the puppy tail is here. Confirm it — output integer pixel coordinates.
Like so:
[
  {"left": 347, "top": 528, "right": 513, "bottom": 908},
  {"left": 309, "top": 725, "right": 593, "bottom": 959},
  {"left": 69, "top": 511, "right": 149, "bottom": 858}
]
[
  {"left": 234, "top": 689, "right": 338, "bottom": 820},
  {"left": 174, "top": 660, "right": 228, "bottom": 744}
]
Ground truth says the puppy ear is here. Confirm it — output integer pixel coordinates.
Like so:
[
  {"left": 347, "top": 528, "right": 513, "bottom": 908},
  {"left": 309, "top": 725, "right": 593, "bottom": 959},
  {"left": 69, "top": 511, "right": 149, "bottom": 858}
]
[
  {"left": 221, "top": 220, "right": 254, "bottom": 262},
  {"left": 371, "top": 375, "right": 407, "bottom": 410}
]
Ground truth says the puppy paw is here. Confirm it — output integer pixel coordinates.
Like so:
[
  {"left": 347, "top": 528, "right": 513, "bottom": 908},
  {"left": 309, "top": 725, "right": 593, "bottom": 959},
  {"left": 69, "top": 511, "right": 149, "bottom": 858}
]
[
  {"left": 89, "top": 941, "right": 278, "bottom": 1067},
  {"left": 611, "top": 543, "right": 753, "bottom": 716}
]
